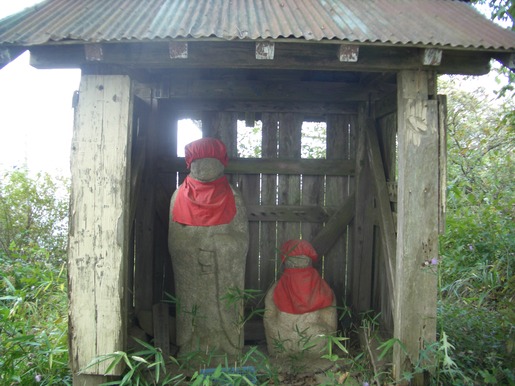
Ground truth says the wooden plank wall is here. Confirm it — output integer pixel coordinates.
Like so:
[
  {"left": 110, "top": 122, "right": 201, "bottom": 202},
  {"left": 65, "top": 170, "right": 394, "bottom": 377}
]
[
  {"left": 150, "top": 109, "right": 358, "bottom": 321},
  {"left": 352, "top": 100, "right": 398, "bottom": 334}
]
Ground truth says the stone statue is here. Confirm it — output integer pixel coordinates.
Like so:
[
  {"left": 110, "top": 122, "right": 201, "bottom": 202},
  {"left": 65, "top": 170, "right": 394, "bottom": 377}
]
[
  {"left": 264, "top": 239, "right": 337, "bottom": 357},
  {"left": 168, "top": 137, "right": 249, "bottom": 357}
]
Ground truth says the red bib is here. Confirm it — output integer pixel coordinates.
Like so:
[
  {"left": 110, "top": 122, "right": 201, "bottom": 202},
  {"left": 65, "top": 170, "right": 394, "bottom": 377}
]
[
  {"left": 172, "top": 175, "right": 236, "bottom": 226},
  {"left": 273, "top": 267, "right": 334, "bottom": 314}
]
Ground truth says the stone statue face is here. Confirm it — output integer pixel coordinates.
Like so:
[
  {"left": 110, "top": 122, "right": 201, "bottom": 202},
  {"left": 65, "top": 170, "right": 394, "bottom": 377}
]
[
  {"left": 189, "top": 158, "right": 225, "bottom": 182},
  {"left": 284, "top": 255, "right": 312, "bottom": 269}
]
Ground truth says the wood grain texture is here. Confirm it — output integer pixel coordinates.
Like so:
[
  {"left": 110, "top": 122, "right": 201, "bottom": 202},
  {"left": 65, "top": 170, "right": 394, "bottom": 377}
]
[
  {"left": 393, "top": 70, "right": 438, "bottom": 384},
  {"left": 68, "top": 75, "right": 133, "bottom": 376}
]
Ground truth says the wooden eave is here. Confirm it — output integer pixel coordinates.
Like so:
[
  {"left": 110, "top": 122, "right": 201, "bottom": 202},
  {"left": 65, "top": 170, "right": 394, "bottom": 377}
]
[{"left": 1, "top": 39, "right": 496, "bottom": 75}]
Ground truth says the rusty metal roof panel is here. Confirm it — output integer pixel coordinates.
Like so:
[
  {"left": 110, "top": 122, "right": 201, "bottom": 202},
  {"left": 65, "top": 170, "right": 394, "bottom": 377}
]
[{"left": 1, "top": 0, "right": 514, "bottom": 51}]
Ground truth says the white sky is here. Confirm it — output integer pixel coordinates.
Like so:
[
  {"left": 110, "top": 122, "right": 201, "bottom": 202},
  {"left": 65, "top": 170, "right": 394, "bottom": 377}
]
[
  {"left": 0, "top": 1, "right": 508, "bottom": 176},
  {"left": 0, "top": 1, "right": 80, "bottom": 176}
]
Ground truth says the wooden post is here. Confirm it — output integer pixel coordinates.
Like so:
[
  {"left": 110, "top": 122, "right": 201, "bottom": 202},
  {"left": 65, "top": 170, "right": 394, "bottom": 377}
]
[
  {"left": 352, "top": 103, "right": 375, "bottom": 313},
  {"left": 393, "top": 71, "right": 438, "bottom": 384},
  {"left": 325, "top": 114, "right": 354, "bottom": 306},
  {"left": 365, "top": 122, "right": 396, "bottom": 314},
  {"left": 68, "top": 75, "right": 133, "bottom": 384}
]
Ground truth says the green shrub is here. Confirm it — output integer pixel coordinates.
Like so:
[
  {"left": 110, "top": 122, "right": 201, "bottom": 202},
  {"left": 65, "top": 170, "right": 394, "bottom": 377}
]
[
  {"left": 437, "top": 74, "right": 515, "bottom": 385},
  {"left": 0, "top": 169, "right": 71, "bottom": 385}
]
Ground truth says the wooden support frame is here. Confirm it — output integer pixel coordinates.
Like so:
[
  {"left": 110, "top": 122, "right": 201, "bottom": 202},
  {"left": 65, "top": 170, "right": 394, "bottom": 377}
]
[
  {"left": 393, "top": 70, "right": 438, "bottom": 384},
  {"left": 28, "top": 42, "right": 493, "bottom": 75},
  {"left": 351, "top": 103, "right": 375, "bottom": 312},
  {"left": 68, "top": 75, "right": 133, "bottom": 383},
  {"left": 365, "top": 123, "right": 396, "bottom": 313},
  {"left": 312, "top": 194, "right": 355, "bottom": 257},
  {"left": 437, "top": 95, "right": 448, "bottom": 234}
]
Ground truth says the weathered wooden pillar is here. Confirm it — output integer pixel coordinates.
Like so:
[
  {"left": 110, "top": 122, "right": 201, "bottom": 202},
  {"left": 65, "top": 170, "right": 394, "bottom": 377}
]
[
  {"left": 352, "top": 103, "right": 375, "bottom": 312},
  {"left": 393, "top": 70, "right": 438, "bottom": 384},
  {"left": 68, "top": 75, "right": 133, "bottom": 385}
]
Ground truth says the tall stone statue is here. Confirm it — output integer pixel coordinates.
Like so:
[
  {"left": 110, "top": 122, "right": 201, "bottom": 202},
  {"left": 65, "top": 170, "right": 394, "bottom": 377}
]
[
  {"left": 168, "top": 137, "right": 249, "bottom": 357},
  {"left": 264, "top": 239, "right": 337, "bottom": 357}
]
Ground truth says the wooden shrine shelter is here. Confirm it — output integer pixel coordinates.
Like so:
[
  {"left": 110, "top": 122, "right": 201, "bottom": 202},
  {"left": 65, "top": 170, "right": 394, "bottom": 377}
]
[{"left": 1, "top": 0, "right": 514, "bottom": 384}]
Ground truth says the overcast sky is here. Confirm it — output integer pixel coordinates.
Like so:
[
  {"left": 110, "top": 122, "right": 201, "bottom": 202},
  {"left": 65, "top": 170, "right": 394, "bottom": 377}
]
[{"left": 0, "top": 1, "right": 80, "bottom": 175}]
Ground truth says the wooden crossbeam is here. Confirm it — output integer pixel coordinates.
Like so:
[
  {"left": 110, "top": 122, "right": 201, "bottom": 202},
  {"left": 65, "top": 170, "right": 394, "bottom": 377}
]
[
  {"left": 159, "top": 158, "right": 355, "bottom": 176},
  {"left": 311, "top": 194, "right": 355, "bottom": 258},
  {"left": 246, "top": 204, "right": 335, "bottom": 222},
  {"left": 29, "top": 42, "right": 493, "bottom": 75}
]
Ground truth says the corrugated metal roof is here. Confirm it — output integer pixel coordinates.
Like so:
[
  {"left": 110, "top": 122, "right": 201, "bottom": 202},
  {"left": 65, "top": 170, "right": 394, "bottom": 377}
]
[{"left": 1, "top": 0, "right": 514, "bottom": 51}]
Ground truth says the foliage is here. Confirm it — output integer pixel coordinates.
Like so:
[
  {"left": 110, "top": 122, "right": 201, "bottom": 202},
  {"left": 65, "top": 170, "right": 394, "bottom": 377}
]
[
  {"left": 236, "top": 120, "right": 327, "bottom": 159},
  {"left": 472, "top": 0, "right": 515, "bottom": 130},
  {"left": 437, "top": 75, "right": 515, "bottom": 384},
  {"left": 82, "top": 339, "right": 185, "bottom": 385},
  {"left": 301, "top": 121, "right": 326, "bottom": 159},
  {"left": 0, "top": 168, "right": 71, "bottom": 385},
  {"left": 439, "top": 76, "right": 514, "bottom": 307},
  {"left": 0, "top": 169, "right": 69, "bottom": 263},
  {"left": 438, "top": 11, "right": 515, "bottom": 385},
  {"left": 85, "top": 343, "right": 270, "bottom": 386},
  {"left": 473, "top": 0, "right": 514, "bottom": 30},
  {"left": 438, "top": 301, "right": 514, "bottom": 385},
  {"left": 237, "top": 120, "right": 262, "bottom": 158}
]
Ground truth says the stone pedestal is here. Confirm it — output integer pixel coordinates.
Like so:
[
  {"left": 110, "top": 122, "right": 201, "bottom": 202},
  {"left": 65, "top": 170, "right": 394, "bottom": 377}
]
[{"left": 264, "top": 283, "right": 337, "bottom": 357}]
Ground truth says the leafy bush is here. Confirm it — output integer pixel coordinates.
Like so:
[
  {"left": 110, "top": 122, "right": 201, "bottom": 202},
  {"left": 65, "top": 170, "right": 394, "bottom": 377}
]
[
  {"left": 437, "top": 74, "right": 515, "bottom": 385},
  {"left": 0, "top": 169, "right": 71, "bottom": 385},
  {"left": 0, "top": 169, "right": 69, "bottom": 263},
  {"left": 438, "top": 301, "right": 514, "bottom": 385}
]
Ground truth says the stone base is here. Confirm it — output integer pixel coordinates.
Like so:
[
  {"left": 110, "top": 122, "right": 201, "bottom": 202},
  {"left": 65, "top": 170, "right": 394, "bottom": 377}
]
[{"left": 263, "top": 283, "right": 338, "bottom": 357}]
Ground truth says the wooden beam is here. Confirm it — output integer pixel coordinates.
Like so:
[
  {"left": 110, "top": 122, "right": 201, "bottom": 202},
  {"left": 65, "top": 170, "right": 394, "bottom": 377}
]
[
  {"left": 393, "top": 70, "right": 438, "bottom": 384},
  {"left": 132, "top": 94, "right": 156, "bottom": 323},
  {"left": 351, "top": 104, "right": 375, "bottom": 313},
  {"left": 129, "top": 137, "right": 146, "bottom": 225},
  {"left": 246, "top": 204, "right": 336, "bottom": 222},
  {"left": 162, "top": 78, "right": 375, "bottom": 102},
  {"left": 159, "top": 99, "right": 359, "bottom": 114},
  {"left": 365, "top": 123, "right": 396, "bottom": 313},
  {"left": 437, "top": 95, "right": 447, "bottom": 234},
  {"left": 311, "top": 194, "right": 355, "bottom": 258},
  {"left": 68, "top": 75, "right": 133, "bottom": 380},
  {"left": 159, "top": 157, "right": 356, "bottom": 176},
  {"left": 27, "top": 42, "right": 494, "bottom": 75}
]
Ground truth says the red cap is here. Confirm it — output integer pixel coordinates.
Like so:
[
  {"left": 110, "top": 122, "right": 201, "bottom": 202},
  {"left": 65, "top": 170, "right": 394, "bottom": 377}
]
[
  {"left": 280, "top": 239, "right": 318, "bottom": 262},
  {"left": 184, "top": 137, "right": 229, "bottom": 169}
]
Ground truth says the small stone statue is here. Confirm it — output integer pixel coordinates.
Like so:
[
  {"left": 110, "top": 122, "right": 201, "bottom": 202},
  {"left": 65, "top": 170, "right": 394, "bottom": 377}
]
[
  {"left": 264, "top": 239, "right": 337, "bottom": 357},
  {"left": 168, "top": 137, "right": 249, "bottom": 356}
]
